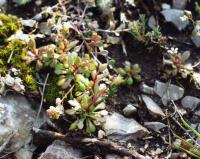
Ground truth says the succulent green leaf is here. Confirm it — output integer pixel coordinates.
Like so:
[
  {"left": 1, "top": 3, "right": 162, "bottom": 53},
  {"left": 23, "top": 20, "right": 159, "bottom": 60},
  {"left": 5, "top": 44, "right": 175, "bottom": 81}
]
[
  {"left": 86, "top": 119, "right": 96, "bottom": 134},
  {"left": 69, "top": 120, "right": 79, "bottom": 130}
]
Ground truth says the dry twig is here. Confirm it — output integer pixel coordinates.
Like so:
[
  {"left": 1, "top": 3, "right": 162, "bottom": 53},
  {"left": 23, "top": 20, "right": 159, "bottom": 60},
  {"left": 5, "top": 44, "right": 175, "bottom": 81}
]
[
  {"left": 33, "top": 127, "right": 149, "bottom": 159},
  {"left": 36, "top": 73, "right": 49, "bottom": 123}
]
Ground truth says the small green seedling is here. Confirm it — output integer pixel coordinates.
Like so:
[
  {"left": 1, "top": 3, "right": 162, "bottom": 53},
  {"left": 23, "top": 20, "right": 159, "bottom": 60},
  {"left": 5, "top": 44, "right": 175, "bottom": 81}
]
[{"left": 117, "top": 61, "right": 141, "bottom": 86}]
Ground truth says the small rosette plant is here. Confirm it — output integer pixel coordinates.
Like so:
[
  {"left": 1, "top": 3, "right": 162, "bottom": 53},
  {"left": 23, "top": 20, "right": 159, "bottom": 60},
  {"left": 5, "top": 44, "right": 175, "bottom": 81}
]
[
  {"left": 163, "top": 47, "right": 193, "bottom": 79},
  {"left": 116, "top": 61, "right": 141, "bottom": 86}
]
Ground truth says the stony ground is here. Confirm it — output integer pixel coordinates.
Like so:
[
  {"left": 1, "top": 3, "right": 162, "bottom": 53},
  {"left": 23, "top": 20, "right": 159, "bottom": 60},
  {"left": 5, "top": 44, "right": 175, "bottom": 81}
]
[{"left": 0, "top": 0, "right": 200, "bottom": 159}]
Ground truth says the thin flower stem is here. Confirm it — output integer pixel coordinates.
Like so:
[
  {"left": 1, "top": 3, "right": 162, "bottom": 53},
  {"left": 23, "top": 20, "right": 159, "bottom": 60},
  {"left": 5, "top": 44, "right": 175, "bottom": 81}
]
[{"left": 61, "top": 84, "right": 75, "bottom": 104}]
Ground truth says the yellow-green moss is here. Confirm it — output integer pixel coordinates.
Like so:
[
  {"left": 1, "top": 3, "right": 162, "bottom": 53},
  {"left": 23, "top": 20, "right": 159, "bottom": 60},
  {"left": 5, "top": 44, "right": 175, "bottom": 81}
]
[
  {"left": 0, "top": 40, "right": 37, "bottom": 91},
  {"left": 24, "top": 74, "right": 37, "bottom": 91},
  {"left": 0, "top": 13, "right": 21, "bottom": 44}
]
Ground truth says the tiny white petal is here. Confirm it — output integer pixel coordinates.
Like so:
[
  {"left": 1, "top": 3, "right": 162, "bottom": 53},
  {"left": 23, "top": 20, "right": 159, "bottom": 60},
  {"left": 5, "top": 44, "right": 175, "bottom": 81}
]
[{"left": 68, "top": 99, "right": 80, "bottom": 107}]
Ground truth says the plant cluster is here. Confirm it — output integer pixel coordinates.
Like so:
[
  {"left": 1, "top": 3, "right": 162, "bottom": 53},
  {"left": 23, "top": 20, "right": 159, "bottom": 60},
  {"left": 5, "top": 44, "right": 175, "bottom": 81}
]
[
  {"left": 130, "top": 15, "right": 163, "bottom": 45},
  {"left": 7, "top": 13, "right": 141, "bottom": 134},
  {"left": 117, "top": 61, "right": 141, "bottom": 86},
  {"left": 41, "top": 37, "right": 128, "bottom": 133},
  {"left": 162, "top": 47, "right": 193, "bottom": 79},
  {"left": 0, "top": 4, "right": 145, "bottom": 134},
  {"left": 173, "top": 117, "right": 200, "bottom": 158},
  {"left": 162, "top": 47, "right": 200, "bottom": 88}
]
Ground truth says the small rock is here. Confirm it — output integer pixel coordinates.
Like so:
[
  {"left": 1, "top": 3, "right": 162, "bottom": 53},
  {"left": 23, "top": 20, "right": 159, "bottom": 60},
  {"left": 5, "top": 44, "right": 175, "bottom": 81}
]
[
  {"left": 0, "top": 94, "right": 45, "bottom": 151},
  {"left": 161, "top": 3, "right": 171, "bottom": 10},
  {"left": 123, "top": 104, "right": 137, "bottom": 117},
  {"left": 39, "top": 140, "right": 82, "bottom": 159},
  {"left": 148, "top": 16, "right": 157, "bottom": 30},
  {"left": 15, "top": 146, "right": 33, "bottom": 159},
  {"left": 173, "top": 0, "right": 187, "bottom": 10},
  {"left": 154, "top": 81, "right": 184, "bottom": 106},
  {"left": 194, "top": 109, "right": 200, "bottom": 117},
  {"left": 144, "top": 122, "right": 167, "bottom": 133},
  {"left": 181, "top": 96, "right": 200, "bottom": 111},
  {"left": 103, "top": 112, "right": 148, "bottom": 141},
  {"left": 191, "top": 25, "right": 200, "bottom": 47},
  {"left": 161, "top": 9, "right": 189, "bottom": 31},
  {"left": 0, "top": 0, "right": 6, "bottom": 7},
  {"left": 139, "top": 82, "right": 155, "bottom": 95},
  {"left": 142, "top": 95, "right": 165, "bottom": 117}
]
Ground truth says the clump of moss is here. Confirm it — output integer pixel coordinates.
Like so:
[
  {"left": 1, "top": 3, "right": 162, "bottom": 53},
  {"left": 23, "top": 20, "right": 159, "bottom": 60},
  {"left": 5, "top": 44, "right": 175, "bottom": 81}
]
[
  {"left": 23, "top": 74, "right": 37, "bottom": 91},
  {"left": 44, "top": 75, "right": 62, "bottom": 103},
  {"left": 0, "top": 13, "right": 21, "bottom": 44},
  {"left": 0, "top": 40, "right": 37, "bottom": 91}
]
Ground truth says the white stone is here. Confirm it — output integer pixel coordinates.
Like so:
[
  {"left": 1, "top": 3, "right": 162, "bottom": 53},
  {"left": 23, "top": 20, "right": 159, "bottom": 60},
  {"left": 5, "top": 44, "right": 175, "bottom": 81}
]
[
  {"left": 154, "top": 81, "right": 184, "bottom": 106},
  {"left": 103, "top": 112, "right": 148, "bottom": 141},
  {"left": 161, "top": 9, "right": 189, "bottom": 31},
  {"left": 142, "top": 95, "right": 165, "bottom": 117},
  {"left": 39, "top": 140, "right": 82, "bottom": 159},
  {"left": 144, "top": 122, "right": 167, "bottom": 133},
  {"left": 173, "top": 0, "right": 187, "bottom": 10},
  {"left": 123, "top": 104, "right": 137, "bottom": 117},
  {"left": 181, "top": 96, "right": 200, "bottom": 111},
  {"left": 0, "top": 94, "right": 45, "bottom": 151}
]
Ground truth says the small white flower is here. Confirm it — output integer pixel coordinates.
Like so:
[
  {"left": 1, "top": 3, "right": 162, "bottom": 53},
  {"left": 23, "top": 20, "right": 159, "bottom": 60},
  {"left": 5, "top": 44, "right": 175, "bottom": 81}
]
[
  {"left": 47, "top": 105, "right": 64, "bottom": 119},
  {"left": 68, "top": 99, "right": 80, "bottom": 107},
  {"left": 56, "top": 97, "right": 62, "bottom": 106},
  {"left": 99, "top": 83, "right": 107, "bottom": 91},
  {"left": 11, "top": 68, "right": 20, "bottom": 75},
  {"left": 63, "top": 22, "right": 71, "bottom": 29},
  {"left": 167, "top": 47, "right": 178, "bottom": 55}
]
